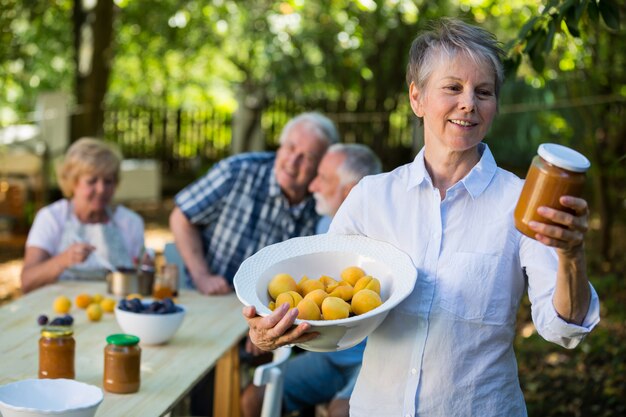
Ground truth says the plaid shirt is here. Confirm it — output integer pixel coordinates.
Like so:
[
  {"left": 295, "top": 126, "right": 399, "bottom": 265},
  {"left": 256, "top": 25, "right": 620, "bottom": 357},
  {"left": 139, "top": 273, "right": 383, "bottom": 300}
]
[{"left": 175, "top": 152, "right": 319, "bottom": 285}]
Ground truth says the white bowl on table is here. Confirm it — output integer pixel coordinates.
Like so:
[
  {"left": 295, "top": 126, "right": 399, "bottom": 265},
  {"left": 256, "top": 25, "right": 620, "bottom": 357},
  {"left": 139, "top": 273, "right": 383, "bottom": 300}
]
[
  {"left": 234, "top": 234, "right": 417, "bottom": 352},
  {"left": 0, "top": 378, "right": 103, "bottom": 417},
  {"left": 115, "top": 301, "right": 186, "bottom": 345}
]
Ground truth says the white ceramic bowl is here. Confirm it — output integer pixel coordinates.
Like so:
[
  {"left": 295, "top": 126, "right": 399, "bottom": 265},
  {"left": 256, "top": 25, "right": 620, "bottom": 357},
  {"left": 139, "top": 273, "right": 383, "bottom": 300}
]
[
  {"left": 115, "top": 303, "right": 186, "bottom": 345},
  {"left": 0, "top": 379, "right": 103, "bottom": 417},
  {"left": 234, "top": 234, "right": 417, "bottom": 352}
]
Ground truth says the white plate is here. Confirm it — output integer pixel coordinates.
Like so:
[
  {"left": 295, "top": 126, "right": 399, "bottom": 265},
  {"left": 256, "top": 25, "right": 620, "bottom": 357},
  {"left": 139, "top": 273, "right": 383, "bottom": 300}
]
[{"left": 234, "top": 234, "right": 417, "bottom": 351}]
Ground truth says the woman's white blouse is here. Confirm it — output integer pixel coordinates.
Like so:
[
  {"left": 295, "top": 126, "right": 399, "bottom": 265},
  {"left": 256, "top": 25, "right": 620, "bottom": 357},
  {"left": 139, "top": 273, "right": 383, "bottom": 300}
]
[
  {"left": 329, "top": 144, "right": 600, "bottom": 417},
  {"left": 26, "top": 199, "right": 145, "bottom": 269}
]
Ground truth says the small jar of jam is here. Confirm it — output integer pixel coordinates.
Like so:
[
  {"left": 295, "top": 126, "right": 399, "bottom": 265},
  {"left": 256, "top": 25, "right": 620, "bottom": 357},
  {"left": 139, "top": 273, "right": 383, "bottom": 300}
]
[
  {"left": 514, "top": 143, "right": 590, "bottom": 239},
  {"left": 153, "top": 264, "right": 179, "bottom": 299},
  {"left": 39, "top": 326, "right": 75, "bottom": 379},
  {"left": 103, "top": 334, "right": 141, "bottom": 394}
]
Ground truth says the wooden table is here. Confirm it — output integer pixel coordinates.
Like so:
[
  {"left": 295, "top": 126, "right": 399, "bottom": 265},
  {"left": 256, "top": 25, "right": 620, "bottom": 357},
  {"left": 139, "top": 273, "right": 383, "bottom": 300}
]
[{"left": 0, "top": 282, "right": 248, "bottom": 417}]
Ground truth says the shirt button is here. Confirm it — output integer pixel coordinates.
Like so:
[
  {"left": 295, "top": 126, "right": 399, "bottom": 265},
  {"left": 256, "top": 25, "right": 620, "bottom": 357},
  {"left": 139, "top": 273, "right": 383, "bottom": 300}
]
[{"left": 411, "top": 368, "right": 417, "bottom": 375}]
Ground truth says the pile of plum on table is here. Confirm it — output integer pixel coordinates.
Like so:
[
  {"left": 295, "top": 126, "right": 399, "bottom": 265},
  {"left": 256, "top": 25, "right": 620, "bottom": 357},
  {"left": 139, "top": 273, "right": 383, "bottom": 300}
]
[
  {"left": 118, "top": 297, "right": 182, "bottom": 314},
  {"left": 37, "top": 314, "right": 73, "bottom": 326}
]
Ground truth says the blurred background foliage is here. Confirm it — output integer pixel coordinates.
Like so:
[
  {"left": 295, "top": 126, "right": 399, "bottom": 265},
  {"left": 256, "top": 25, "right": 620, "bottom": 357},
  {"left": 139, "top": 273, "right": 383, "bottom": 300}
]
[{"left": 1, "top": 1, "right": 625, "bottom": 414}]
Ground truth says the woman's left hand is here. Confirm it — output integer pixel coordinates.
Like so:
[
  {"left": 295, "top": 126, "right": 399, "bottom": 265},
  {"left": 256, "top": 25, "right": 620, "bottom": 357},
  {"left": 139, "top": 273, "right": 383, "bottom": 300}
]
[{"left": 528, "top": 195, "right": 589, "bottom": 258}]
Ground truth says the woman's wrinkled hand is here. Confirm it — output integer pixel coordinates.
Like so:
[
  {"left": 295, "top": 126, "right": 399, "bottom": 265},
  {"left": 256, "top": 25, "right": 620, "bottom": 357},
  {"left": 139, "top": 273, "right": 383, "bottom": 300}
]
[
  {"left": 529, "top": 195, "right": 589, "bottom": 258},
  {"left": 245, "top": 334, "right": 268, "bottom": 356},
  {"left": 243, "top": 303, "right": 319, "bottom": 352},
  {"left": 63, "top": 242, "right": 95, "bottom": 268}
]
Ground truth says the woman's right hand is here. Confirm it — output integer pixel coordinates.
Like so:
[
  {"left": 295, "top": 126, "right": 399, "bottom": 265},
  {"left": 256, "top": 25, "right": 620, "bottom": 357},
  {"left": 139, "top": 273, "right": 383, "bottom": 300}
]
[
  {"left": 243, "top": 303, "right": 319, "bottom": 351},
  {"left": 62, "top": 243, "right": 95, "bottom": 268}
]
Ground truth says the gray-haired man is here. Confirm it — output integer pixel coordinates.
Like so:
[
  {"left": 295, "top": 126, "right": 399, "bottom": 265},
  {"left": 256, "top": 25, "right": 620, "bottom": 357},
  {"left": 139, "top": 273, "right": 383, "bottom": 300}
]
[{"left": 241, "top": 143, "right": 382, "bottom": 417}]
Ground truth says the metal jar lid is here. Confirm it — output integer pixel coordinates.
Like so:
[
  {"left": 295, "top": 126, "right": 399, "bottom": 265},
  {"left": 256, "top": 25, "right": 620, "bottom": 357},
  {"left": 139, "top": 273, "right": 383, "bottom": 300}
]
[
  {"left": 538, "top": 143, "right": 590, "bottom": 173},
  {"left": 41, "top": 326, "right": 74, "bottom": 338}
]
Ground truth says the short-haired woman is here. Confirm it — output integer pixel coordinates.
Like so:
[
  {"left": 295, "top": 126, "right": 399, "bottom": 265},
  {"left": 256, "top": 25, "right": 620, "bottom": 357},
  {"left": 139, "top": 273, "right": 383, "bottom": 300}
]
[
  {"left": 21, "top": 137, "right": 145, "bottom": 293},
  {"left": 244, "top": 18, "right": 600, "bottom": 416}
]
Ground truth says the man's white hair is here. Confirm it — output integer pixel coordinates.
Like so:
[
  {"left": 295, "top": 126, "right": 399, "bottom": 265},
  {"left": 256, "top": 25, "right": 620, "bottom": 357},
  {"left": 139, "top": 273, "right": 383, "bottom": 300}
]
[
  {"left": 327, "top": 143, "right": 382, "bottom": 186},
  {"left": 278, "top": 112, "right": 340, "bottom": 146}
]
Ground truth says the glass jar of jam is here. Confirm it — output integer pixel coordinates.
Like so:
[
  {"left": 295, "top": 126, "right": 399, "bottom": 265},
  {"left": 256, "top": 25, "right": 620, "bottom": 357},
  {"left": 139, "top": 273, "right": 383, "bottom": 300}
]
[
  {"left": 39, "top": 326, "right": 75, "bottom": 379},
  {"left": 514, "top": 143, "right": 590, "bottom": 239},
  {"left": 153, "top": 264, "right": 179, "bottom": 299},
  {"left": 103, "top": 334, "right": 141, "bottom": 394}
]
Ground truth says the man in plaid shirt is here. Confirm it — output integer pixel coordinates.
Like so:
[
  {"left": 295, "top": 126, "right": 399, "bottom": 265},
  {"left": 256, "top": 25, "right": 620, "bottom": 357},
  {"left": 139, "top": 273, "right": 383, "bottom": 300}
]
[{"left": 170, "top": 112, "right": 339, "bottom": 295}]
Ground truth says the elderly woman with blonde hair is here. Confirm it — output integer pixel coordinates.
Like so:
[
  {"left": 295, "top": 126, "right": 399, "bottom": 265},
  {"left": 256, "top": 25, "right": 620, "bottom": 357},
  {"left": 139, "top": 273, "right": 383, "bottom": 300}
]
[{"left": 21, "top": 138, "right": 145, "bottom": 293}]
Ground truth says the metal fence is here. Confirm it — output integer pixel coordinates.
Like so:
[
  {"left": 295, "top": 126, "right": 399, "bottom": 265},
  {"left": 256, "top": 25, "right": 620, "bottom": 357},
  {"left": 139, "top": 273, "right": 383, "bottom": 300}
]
[
  {"left": 103, "top": 96, "right": 418, "bottom": 187},
  {"left": 263, "top": 96, "right": 417, "bottom": 161},
  {"left": 103, "top": 106, "right": 233, "bottom": 175}
]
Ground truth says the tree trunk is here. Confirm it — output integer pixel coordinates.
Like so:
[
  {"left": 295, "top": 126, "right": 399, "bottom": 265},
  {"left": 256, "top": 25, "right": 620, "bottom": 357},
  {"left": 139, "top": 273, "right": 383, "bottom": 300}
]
[
  {"left": 231, "top": 84, "right": 267, "bottom": 155},
  {"left": 71, "top": 0, "right": 114, "bottom": 142}
]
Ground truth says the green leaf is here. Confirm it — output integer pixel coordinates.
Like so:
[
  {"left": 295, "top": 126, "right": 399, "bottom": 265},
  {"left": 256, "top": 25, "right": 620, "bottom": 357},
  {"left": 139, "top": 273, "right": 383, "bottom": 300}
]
[
  {"left": 528, "top": 38, "right": 547, "bottom": 73},
  {"left": 503, "top": 54, "right": 521, "bottom": 79},
  {"left": 530, "top": 51, "right": 546, "bottom": 73},
  {"left": 503, "top": 38, "right": 518, "bottom": 52},
  {"left": 518, "top": 17, "right": 538, "bottom": 40},
  {"left": 558, "top": 0, "right": 577, "bottom": 17},
  {"left": 587, "top": 0, "right": 600, "bottom": 23},
  {"left": 575, "top": 0, "right": 589, "bottom": 22},
  {"left": 564, "top": 5, "right": 581, "bottom": 37},
  {"left": 524, "top": 29, "right": 546, "bottom": 53},
  {"left": 544, "top": 20, "right": 557, "bottom": 53},
  {"left": 545, "top": 0, "right": 561, "bottom": 10},
  {"left": 598, "top": 0, "right": 621, "bottom": 30}
]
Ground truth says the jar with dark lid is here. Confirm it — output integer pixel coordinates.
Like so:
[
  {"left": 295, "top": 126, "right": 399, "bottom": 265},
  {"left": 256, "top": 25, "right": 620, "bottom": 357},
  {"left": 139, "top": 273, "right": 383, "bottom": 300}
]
[
  {"left": 514, "top": 143, "right": 590, "bottom": 239},
  {"left": 39, "top": 326, "right": 75, "bottom": 379},
  {"left": 103, "top": 334, "right": 141, "bottom": 394}
]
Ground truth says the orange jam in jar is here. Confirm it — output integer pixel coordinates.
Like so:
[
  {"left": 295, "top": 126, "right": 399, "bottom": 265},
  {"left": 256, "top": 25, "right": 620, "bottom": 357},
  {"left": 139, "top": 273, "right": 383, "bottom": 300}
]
[
  {"left": 39, "top": 326, "right": 75, "bottom": 379},
  {"left": 104, "top": 334, "right": 141, "bottom": 394},
  {"left": 514, "top": 143, "right": 590, "bottom": 239},
  {"left": 153, "top": 264, "right": 179, "bottom": 299}
]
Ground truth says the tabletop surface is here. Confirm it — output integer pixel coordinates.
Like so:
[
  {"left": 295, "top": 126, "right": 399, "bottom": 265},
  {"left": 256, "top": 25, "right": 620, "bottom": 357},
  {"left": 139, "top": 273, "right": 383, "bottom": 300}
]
[{"left": 0, "top": 282, "right": 248, "bottom": 417}]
